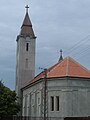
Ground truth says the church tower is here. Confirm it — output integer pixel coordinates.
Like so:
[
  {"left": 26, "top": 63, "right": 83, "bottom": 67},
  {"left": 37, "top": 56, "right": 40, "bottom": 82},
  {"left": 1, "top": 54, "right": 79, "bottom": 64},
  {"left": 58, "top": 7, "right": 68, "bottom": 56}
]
[{"left": 16, "top": 5, "right": 36, "bottom": 97}]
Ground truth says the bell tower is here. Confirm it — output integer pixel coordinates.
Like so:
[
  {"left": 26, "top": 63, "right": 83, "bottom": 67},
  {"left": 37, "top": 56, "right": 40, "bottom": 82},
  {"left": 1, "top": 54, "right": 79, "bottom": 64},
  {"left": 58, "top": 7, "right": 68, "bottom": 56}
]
[{"left": 16, "top": 5, "right": 36, "bottom": 97}]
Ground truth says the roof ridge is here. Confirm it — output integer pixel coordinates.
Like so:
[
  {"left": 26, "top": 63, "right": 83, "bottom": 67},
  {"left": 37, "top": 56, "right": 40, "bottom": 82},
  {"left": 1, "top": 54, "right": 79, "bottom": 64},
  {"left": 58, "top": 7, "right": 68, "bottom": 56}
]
[
  {"left": 69, "top": 57, "right": 90, "bottom": 73},
  {"left": 34, "top": 71, "right": 44, "bottom": 79},
  {"left": 66, "top": 57, "right": 69, "bottom": 76},
  {"left": 47, "top": 59, "right": 64, "bottom": 75}
]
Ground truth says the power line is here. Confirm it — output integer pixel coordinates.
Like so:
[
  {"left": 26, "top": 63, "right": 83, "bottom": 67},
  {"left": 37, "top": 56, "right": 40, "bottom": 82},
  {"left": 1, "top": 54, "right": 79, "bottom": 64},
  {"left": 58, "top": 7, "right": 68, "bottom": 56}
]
[
  {"left": 36, "top": 35, "right": 90, "bottom": 72},
  {"left": 64, "top": 35, "right": 90, "bottom": 55},
  {"left": 72, "top": 45, "right": 90, "bottom": 57},
  {"left": 75, "top": 49, "right": 90, "bottom": 60}
]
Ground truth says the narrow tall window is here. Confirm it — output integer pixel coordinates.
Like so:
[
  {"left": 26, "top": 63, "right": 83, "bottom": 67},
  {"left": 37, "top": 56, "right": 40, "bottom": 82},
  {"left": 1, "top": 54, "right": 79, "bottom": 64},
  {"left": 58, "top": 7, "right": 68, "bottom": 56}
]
[
  {"left": 26, "top": 43, "right": 29, "bottom": 51},
  {"left": 24, "top": 95, "right": 27, "bottom": 116},
  {"left": 51, "top": 96, "right": 54, "bottom": 111},
  {"left": 56, "top": 96, "right": 59, "bottom": 111},
  {"left": 25, "top": 59, "right": 28, "bottom": 68},
  {"left": 22, "top": 96, "right": 25, "bottom": 116}
]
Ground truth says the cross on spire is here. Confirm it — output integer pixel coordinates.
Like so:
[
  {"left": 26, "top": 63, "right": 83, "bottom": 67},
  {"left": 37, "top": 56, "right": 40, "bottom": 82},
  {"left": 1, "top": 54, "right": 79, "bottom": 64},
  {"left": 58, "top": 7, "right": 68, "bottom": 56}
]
[
  {"left": 25, "top": 5, "right": 29, "bottom": 13},
  {"left": 58, "top": 49, "right": 63, "bottom": 62},
  {"left": 60, "top": 49, "right": 62, "bottom": 56}
]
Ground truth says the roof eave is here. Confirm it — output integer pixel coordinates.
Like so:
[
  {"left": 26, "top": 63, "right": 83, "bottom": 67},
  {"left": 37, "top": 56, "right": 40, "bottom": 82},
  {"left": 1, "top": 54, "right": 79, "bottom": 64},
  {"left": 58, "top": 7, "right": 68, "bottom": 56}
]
[{"left": 21, "top": 75, "right": 90, "bottom": 91}]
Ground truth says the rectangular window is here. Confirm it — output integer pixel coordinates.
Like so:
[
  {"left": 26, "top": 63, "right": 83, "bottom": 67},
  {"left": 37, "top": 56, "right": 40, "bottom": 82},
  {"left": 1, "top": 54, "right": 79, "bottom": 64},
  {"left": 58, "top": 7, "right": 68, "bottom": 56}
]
[
  {"left": 38, "top": 98, "right": 40, "bottom": 105},
  {"left": 24, "top": 95, "right": 27, "bottom": 116},
  {"left": 56, "top": 96, "right": 59, "bottom": 111},
  {"left": 38, "top": 105, "right": 41, "bottom": 115},
  {"left": 37, "top": 97, "right": 41, "bottom": 115},
  {"left": 51, "top": 96, "right": 54, "bottom": 111},
  {"left": 22, "top": 96, "right": 25, "bottom": 116},
  {"left": 25, "top": 58, "right": 28, "bottom": 68},
  {"left": 26, "top": 43, "right": 29, "bottom": 51}
]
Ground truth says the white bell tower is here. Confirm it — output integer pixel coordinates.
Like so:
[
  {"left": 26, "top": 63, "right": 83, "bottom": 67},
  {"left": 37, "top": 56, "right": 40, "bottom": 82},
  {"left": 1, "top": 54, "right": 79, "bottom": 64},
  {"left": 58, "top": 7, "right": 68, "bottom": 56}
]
[{"left": 16, "top": 5, "right": 36, "bottom": 97}]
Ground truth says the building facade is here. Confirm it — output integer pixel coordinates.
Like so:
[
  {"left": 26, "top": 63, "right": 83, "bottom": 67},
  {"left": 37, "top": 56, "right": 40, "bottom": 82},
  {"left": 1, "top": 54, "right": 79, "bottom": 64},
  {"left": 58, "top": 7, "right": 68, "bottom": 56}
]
[
  {"left": 22, "top": 57, "right": 90, "bottom": 118},
  {"left": 15, "top": 5, "right": 36, "bottom": 98},
  {"left": 15, "top": 5, "right": 90, "bottom": 119}
]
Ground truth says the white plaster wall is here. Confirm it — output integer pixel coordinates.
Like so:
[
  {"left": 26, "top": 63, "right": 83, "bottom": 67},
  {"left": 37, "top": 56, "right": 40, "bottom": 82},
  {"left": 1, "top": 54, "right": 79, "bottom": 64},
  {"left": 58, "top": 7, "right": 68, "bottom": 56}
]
[
  {"left": 22, "top": 82, "right": 42, "bottom": 117},
  {"left": 22, "top": 78, "right": 90, "bottom": 118},
  {"left": 16, "top": 36, "right": 36, "bottom": 98}
]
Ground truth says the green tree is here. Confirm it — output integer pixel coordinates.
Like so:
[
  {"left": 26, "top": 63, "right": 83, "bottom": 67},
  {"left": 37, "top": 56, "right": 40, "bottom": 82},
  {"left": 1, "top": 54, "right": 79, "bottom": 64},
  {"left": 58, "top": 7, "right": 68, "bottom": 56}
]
[{"left": 0, "top": 80, "right": 20, "bottom": 116}]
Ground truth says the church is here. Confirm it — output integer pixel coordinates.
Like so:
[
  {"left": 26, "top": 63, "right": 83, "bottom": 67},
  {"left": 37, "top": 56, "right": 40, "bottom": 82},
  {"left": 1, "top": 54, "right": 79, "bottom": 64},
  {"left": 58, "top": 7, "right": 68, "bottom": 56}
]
[{"left": 15, "top": 5, "right": 90, "bottom": 119}]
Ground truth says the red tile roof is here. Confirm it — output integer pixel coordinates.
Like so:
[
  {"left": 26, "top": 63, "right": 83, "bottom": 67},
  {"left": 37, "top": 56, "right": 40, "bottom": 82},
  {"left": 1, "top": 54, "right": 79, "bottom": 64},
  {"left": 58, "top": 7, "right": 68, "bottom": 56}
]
[
  {"left": 47, "top": 57, "right": 90, "bottom": 78},
  {"left": 32, "top": 57, "right": 90, "bottom": 83},
  {"left": 20, "top": 12, "right": 35, "bottom": 38}
]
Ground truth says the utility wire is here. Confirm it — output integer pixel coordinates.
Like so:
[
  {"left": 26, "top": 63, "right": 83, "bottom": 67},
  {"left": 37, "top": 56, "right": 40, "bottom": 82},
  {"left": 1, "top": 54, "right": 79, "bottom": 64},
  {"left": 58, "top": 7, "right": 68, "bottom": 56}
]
[
  {"left": 75, "top": 49, "right": 90, "bottom": 60},
  {"left": 64, "top": 35, "right": 90, "bottom": 55},
  {"left": 76, "top": 51, "right": 90, "bottom": 61},
  {"left": 36, "top": 35, "right": 90, "bottom": 73},
  {"left": 70, "top": 45, "right": 90, "bottom": 57}
]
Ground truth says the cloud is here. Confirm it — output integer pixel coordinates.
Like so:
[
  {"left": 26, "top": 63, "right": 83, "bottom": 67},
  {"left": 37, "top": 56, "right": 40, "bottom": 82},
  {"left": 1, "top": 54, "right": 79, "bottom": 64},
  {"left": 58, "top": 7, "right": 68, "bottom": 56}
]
[{"left": 0, "top": 0, "right": 90, "bottom": 89}]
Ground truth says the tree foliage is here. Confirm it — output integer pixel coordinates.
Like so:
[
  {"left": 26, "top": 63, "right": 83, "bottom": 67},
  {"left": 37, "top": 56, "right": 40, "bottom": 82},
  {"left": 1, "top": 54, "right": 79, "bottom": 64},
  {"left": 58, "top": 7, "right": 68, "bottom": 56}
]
[{"left": 0, "top": 80, "right": 20, "bottom": 116}]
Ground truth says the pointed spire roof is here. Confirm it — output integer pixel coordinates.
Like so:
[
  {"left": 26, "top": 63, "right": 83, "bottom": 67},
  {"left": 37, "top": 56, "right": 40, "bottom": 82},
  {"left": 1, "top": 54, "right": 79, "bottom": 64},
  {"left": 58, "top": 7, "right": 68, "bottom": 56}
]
[
  {"left": 58, "top": 49, "right": 63, "bottom": 62},
  {"left": 20, "top": 5, "right": 36, "bottom": 38}
]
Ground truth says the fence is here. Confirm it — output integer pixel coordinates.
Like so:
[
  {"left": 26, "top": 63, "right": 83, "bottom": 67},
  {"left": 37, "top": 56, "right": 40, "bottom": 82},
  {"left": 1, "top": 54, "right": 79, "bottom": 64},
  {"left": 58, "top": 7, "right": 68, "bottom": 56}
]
[
  {"left": 0, "top": 116, "right": 90, "bottom": 120},
  {"left": 65, "top": 117, "right": 90, "bottom": 120},
  {"left": 0, "top": 117, "right": 63, "bottom": 120}
]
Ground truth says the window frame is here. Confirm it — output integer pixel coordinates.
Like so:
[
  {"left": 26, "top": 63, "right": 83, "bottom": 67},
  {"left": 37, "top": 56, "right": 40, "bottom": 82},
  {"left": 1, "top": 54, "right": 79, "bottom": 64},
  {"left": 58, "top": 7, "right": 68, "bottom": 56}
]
[
  {"left": 51, "top": 96, "right": 54, "bottom": 111},
  {"left": 56, "top": 96, "right": 59, "bottom": 111},
  {"left": 26, "top": 43, "right": 29, "bottom": 51},
  {"left": 25, "top": 58, "right": 28, "bottom": 68}
]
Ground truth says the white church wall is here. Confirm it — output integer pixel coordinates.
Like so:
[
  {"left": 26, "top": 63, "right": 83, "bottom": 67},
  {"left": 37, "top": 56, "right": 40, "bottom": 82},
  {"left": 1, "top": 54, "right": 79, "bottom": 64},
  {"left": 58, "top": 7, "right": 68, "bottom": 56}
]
[
  {"left": 36, "top": 91, "right": 41, "bottom": 116},
  {"left": 87, "top": 90, "right": 90, "bottom": 115},
  {"left": 22, "top": 78, "right": 90, "bottom": 118},
  {"left": 48, "top": 78, "right": 90, "bottom": 117},
  {"left": 48, "top": 90, "right": 63, "bottom": 117},
  {"left": 31, "top": 93, "right": 35, "bottom": 116},
  {"left": 16, "top": 35, "right": 36, "bottom": 100},
  {"left": 48, "top": 79, "right": 69, "bottom": 117},
  {"left": 78, "top": 89, "right": 88, "bottom": 116},
  {"left": 68, "top": 78, "right": 90, "bottom": 116},
  {"left": 22, "top": 96, "right": 25, "bottom": 116},
  {"left": 26, "top": 94, "right": 31, "bottom": 116},
  {"left": 63, "top": 90, "right": 73, "bottom": 116},
  {"left": 72, "top": 90, "right": 78, "bottom": 116},
  {"left": 22, "top": 81, "right": 42, "bottom": 117}
]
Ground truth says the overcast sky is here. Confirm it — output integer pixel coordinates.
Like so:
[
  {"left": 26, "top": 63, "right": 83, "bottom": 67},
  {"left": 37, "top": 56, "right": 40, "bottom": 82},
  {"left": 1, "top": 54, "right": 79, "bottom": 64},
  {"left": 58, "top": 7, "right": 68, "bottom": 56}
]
[{"left": 0, "top": 0, "right": 90, "bottom": 90}]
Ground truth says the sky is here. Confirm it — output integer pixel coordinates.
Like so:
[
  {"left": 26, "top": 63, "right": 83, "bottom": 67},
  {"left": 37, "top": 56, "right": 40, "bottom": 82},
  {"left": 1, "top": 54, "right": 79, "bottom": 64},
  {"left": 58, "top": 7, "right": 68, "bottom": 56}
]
[{"left": 0, "top": 0, "right": 90, "bottom": 90}]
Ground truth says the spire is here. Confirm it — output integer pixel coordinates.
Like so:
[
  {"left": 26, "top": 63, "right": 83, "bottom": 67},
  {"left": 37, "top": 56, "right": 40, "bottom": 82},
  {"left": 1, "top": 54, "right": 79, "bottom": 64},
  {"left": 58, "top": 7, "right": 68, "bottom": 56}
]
[
  {"left": 20, "top": 5, "right": 36, "bottom": 38},
  {"left": 58, "top": 49, "right": 63, "bottom": 62}
]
